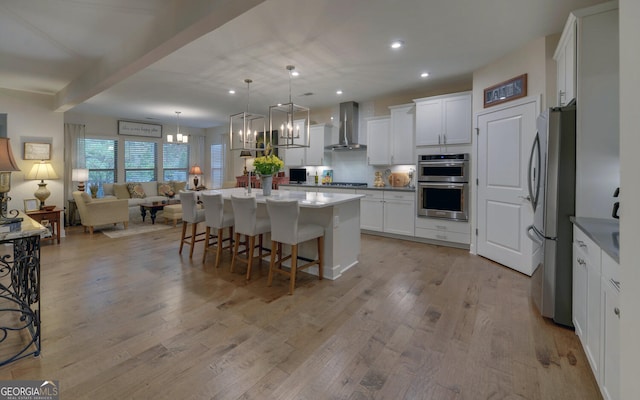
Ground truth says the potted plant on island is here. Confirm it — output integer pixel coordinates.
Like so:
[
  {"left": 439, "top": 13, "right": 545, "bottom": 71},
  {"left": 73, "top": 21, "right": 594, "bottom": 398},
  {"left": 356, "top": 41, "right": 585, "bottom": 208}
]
[{"left": 252, "top": 146, "right": 283, "bottom": 196}]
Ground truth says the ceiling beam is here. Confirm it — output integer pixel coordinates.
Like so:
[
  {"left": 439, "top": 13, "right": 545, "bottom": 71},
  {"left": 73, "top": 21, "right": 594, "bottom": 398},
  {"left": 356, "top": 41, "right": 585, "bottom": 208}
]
[{"left": 54, "top": 0, "right": 266, "bottom": 112}]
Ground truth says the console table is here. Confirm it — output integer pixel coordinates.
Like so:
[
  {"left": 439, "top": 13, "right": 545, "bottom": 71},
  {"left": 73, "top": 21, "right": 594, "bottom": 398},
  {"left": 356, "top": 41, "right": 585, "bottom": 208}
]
[{"left": 0, "top": 213, "right": 47, "bottom": 366}]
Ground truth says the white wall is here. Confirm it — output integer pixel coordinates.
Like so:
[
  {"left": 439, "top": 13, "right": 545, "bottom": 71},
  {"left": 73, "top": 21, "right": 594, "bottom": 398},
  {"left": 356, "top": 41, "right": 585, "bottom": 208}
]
[
  {"left": 0, "top": 88, "right": 64, "bottom": 213},
  {"left": 619, "top": 0, "right": 640, "bottom": 397}
]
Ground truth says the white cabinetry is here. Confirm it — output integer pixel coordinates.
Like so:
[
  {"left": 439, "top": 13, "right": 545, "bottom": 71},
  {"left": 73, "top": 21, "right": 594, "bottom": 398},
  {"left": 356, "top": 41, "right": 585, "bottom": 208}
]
[
  {"left": 414, "top": 91, "right": 471, "bottom": 146},
  {"left": 359, "top": 190, "right": 384, "bottom": 231},
  {"left": 388, "top": 104, "right": 415, "bottom": 165},
  {"left": 414, "top": 217, "right": 470, "bottom": 244},
  {"left": 366, "top": 117, "right": 390, "bottom": 165},
  {"left": 282, "top": 123, "right": 330, "bottom": 167},
  {"left": 305, "top": 124, "right": 331, "bottom": 166},
  {"left": 554, "top": 16, "right": 576, "bottom": 106},
  {"left": 600, "top": 252, "right": 620, "bottom": 400},
  {"left": 358, "top": 190, "right": 415, "bottom": 235},
  {"left": 383, "top": 191, "right": 415, "bottom": 236},
  {"left": 573, "top": 224, "right": 620, "bottom": 400}
]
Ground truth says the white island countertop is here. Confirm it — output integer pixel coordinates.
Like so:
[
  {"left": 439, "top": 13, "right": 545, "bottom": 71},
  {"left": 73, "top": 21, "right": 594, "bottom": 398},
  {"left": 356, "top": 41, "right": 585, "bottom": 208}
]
[
  {"left": 200, "top": 187, "right": 364, "bottom": 280},
  {"left": 201, "top": 187, "right": 364, "bottom": 208}
]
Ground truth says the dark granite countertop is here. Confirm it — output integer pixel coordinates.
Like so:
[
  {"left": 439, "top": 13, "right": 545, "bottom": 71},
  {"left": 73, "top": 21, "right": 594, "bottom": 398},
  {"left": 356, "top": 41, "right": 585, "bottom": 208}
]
[{"left": 570, "top": 217, "right": 619, "bottom": 263}]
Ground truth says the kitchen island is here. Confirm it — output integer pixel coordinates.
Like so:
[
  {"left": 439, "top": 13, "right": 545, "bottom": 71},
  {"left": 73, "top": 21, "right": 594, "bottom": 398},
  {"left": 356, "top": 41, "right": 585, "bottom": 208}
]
[{"left": 201, "top": 188, "right": 364, "bottom": 280}]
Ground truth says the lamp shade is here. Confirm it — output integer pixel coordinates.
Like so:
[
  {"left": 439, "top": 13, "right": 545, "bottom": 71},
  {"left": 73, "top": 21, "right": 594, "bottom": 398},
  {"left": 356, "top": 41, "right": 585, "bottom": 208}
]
[
  {"left": 239, "top": 150, "right": 253, "bottom": 158},
  {"left": 189, "top": 165, "right": 202, "bottom": 175},
  {"left": 72, "top": 168, "right": 89, "bottom": 181},
  {"left": 26, "top": 161, "right": 59, "bottom": 180},
  {"left": 0, "top": 138, "right": 20, "bottom": 172}
]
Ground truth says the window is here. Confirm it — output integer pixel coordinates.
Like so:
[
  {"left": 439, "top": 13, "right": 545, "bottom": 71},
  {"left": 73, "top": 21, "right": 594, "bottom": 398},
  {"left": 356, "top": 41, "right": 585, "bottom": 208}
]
[
  {"left": 124, "top": 140, "right": 157, "bottom": 182},
  {"left": 210, "top": 143, "right": 225, "bottom": 189},
  {"left": 163, "top": 143, "right": 189, "bottom": 181},
  {"left": 81, "top": 138, "right": 117, "bottom": 197}
]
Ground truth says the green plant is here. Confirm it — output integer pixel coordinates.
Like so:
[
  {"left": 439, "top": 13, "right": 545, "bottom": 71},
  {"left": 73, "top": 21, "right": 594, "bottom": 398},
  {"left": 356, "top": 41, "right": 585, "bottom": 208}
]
[{"left": 253, "top": 153, "right": 283, "bottom": 176}]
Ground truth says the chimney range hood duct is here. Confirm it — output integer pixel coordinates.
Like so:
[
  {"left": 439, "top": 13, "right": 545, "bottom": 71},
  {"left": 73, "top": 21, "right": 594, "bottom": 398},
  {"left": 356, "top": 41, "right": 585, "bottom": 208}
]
[{"left": 326, "top": 101, "right": 366, "bottom": 151}]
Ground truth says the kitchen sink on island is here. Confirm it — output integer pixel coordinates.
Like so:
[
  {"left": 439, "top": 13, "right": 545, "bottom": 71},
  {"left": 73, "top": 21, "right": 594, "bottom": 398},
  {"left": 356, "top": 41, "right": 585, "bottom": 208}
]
[{"left": 202, "top": 188, "right": 364, "bottom": 280}]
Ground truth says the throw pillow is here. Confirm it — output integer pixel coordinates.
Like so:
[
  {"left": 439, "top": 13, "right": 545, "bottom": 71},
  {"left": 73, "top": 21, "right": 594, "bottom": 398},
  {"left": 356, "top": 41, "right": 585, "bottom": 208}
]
[
  {"left": 172, "top": 181, "right": 187, "bottom": 192},
  {"left": 127, "top": 183, "right": 146, "bottom": 199},
  {"left": 113, "top": 184, "right": 131, "bottom": 199},
  {"left": 158, "top": 182, "right": 173, "bottom": 196}
]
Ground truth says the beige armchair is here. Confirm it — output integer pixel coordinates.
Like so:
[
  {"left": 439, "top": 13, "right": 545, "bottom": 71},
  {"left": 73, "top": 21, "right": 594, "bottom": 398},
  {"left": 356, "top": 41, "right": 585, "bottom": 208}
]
[{"left": 73, "top": 191, "right": 129, "bottom": 234}]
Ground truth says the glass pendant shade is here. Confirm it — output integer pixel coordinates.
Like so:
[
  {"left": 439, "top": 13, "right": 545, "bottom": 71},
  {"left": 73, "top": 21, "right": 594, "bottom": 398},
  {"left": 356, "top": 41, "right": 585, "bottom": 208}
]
[{"left": 168, "top": 111, "right": 188, "bottom": 143}]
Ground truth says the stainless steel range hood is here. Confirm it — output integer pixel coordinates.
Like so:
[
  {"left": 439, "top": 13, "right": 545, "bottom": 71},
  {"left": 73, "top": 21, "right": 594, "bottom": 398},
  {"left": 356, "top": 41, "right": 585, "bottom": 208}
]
[{"left": 326, "top": 101, "right": 366, "bottom": 151}]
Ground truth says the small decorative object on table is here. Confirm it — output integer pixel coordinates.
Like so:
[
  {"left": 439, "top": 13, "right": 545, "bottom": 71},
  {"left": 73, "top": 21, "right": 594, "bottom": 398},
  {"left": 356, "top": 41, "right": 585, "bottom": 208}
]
[
  {"left": 252, "top": 145, "right": 283, "bottom": 196},
  {"left": 89, "top": 184, "right": 98, "bottom": 198}
]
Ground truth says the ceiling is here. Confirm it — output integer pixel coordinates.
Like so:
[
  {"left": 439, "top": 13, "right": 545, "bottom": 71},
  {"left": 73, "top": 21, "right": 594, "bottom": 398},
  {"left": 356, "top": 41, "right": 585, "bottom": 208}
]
[{"left": 0, "top": 0, "right": 605, "bottom": 129}]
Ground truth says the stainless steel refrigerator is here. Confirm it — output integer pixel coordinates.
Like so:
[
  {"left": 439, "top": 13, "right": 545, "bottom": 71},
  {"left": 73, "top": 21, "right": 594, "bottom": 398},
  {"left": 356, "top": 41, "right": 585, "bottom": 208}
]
[{"left": 527, "top": 104, "right": 576, "bottom": 327}]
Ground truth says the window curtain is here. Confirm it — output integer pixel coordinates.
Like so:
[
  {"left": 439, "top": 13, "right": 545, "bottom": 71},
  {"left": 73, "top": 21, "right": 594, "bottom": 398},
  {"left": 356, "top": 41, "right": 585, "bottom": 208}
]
[{"left": 63, "top": 123, "right": 85, "bottom": 205}]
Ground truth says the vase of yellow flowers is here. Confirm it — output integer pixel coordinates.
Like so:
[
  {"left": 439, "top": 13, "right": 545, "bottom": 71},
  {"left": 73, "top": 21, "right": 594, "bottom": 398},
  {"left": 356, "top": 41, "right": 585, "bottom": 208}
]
[{"left": 252, "top": 148, "right": 283, "bottom": 196}]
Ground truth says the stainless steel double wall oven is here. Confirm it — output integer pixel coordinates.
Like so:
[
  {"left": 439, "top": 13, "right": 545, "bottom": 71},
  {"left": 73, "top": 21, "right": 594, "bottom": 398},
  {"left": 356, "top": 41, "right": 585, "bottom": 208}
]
[{"left": 417, "top": 154, "right": 469, "bottom": 221}]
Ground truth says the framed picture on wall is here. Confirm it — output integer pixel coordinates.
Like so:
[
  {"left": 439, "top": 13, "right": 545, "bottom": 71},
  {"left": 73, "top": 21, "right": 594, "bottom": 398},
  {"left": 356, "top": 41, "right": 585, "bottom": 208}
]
[{"left": 24, "top": 142, "right": 51, "bottom": 160}]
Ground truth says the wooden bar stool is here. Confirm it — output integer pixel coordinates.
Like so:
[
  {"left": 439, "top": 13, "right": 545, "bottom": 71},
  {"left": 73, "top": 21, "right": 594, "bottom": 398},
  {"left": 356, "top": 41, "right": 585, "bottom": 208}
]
[
  {"left": 265, "top": 198, "right": 324, "bottom": 295},
  {"left": 201, "top": 193, "right": 234, "bottom": 267},
  {"left": 230, "top": 195, "right": 271, "bottom": 280},
  {"left": 178, "top": 191, "right": 206, "bottom": 258}
]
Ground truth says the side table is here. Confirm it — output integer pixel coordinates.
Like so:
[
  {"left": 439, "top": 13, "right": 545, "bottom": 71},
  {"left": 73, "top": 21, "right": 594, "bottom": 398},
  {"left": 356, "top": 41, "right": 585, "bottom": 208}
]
[{"left": 26, "top": 208, "right": 62, "bottom": 244}]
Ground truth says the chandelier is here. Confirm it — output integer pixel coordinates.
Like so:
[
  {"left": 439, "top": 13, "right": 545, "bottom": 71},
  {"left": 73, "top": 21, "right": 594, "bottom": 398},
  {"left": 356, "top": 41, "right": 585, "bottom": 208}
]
[
  {"left": 167, "top": 111, "right": 188, "bottom": 143},
  {"left": 269, "top": 65, "right": 310, "bottom": 149},
  {"left": 229, "top": 79, "right": 267, "bottom": 152}
]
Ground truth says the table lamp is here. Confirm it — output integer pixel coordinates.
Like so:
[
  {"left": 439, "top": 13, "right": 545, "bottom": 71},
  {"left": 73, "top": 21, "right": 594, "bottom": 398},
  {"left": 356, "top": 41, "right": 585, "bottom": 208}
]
[
  {"left": 0, "top": 138, "right": 21, "bottom": 221},
  {"left": 71, "top": 168, "right": 89, "bottom": 191},
  {"left": 240, "top": 150, "right": 253, "bottom": 175},
  {"left": 189, "top": 164, "right": 203, "bottom": 189},
  {"left": 26, "top": 161, "right": 59, "bottom": 209}
]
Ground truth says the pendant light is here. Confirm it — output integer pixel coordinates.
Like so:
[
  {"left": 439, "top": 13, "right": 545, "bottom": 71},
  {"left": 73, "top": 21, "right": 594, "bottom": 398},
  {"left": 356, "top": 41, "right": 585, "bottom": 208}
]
[
  {"left": 229, "top": 79, "right": 267, "bottom": 152},
  {"left": 168, "top": 111, "right": 188, "bottom": 143},
  {"left": 269, "top": 65, "right": 310, "bottom": 149}
]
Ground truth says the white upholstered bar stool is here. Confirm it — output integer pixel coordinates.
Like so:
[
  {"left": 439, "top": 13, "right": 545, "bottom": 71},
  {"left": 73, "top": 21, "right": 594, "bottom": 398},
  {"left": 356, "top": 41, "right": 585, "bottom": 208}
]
[
  {"left": 265, "top": 199, "right": 324, "bottom": 295},
  {"left": 179, "top": 191, "right": 206, "bottom": 258},
  {"left": 230, "top": 195, "right": 271, "bottom": 280},
  {"left": 201, "top": 193, "right": 234, "bottom": 267}
]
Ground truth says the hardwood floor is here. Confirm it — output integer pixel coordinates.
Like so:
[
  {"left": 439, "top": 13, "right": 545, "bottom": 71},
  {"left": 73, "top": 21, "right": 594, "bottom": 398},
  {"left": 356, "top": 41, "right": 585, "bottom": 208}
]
[{"left": 0, "top": 224, "right": 602, "bottom": 399}]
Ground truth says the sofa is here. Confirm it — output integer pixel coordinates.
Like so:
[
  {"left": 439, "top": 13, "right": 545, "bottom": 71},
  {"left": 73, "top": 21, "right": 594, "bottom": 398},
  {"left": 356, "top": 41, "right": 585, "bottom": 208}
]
[
  {"left": 102, "top": 181, "right": 187, "bottom": 222},
  {"left": 73, "top": 191, "right": 129, "bottom": 234}
]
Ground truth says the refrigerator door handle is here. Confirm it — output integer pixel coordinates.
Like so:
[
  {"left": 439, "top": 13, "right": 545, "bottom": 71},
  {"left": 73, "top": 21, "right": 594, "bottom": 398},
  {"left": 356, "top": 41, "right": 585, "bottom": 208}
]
[
  {"left": 526, "top": 225, "right": 543, "bottom": 245},
  {"left": 527, "top": 132, "right": 541, "bottom": 212},
  {"left": 528, "top": 224, "right": 557, "bottom": 242}
]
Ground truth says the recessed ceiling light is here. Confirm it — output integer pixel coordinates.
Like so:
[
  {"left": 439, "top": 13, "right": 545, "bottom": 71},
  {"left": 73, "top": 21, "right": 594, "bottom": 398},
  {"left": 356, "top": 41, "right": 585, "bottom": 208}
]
[
  {"left": 336, "top": 90, "right": 343, "bottom": 95},
  {"left": 228, "top": 89, "right": 235, "bottom": 94},
  {"left": 420, "top": 72, "right": 430, "bottom": 78},
  {"left": 390, "top": 40, "right": 404, "bottom": 49}
]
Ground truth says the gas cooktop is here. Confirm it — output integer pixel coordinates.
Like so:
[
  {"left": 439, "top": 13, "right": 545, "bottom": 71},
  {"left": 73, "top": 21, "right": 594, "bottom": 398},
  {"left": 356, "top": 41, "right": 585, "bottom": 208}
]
[{"left": 325, "top": 182, "right": 368, "bottom": 187}]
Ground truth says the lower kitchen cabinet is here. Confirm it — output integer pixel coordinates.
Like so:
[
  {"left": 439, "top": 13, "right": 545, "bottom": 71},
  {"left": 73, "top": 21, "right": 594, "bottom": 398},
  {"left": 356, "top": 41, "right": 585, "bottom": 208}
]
[
  {"left": 383, "top": 191, "right": 415, "bottom": 236},
  {"left": 573, "top": 224, "right": 620, "bottom": 400},
  {"left": 358, "top": 189, "right": 414, "bottom": 236},
  {"left": 600, "top": 252, "right": 620, "bottom": 400},
  {"left": 414, "top": 216, "right": 470, "bottom": 244}
]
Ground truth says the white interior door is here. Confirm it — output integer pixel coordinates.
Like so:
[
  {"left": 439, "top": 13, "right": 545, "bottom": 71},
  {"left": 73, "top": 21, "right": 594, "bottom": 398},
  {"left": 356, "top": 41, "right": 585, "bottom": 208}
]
[{"left": 476, "top": 99, "right": 538, "bottom": 276}]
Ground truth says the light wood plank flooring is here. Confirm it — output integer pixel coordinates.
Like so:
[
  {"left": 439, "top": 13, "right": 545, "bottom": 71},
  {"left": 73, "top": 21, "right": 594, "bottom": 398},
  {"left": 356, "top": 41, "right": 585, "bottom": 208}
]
[{"left": 0, "top": 224, "right": 602, "bottom": 399}]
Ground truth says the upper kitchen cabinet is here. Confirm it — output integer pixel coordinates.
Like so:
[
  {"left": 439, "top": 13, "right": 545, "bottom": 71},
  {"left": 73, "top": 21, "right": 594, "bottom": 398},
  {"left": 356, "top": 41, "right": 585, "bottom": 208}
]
[
  {"left": 366, "top": 116, "right": 390, "bottom": 165},
  {"left": 569, "top": 1, "right": 619, "bottom": 219},
  {"left": 554, "top": 15, "right": 576, "bottom": 106},
  {"left": 305, "top": 124, "right": 332, "bottom": 166},
  {"left": 282, "top": 121, "right": 331, "bottom": 167},
  {"left": 414, "top": 91, "right": 472, "bottom": 146},
  {"left": 388, "top": 104, "right": 415, "bottom": 164}
]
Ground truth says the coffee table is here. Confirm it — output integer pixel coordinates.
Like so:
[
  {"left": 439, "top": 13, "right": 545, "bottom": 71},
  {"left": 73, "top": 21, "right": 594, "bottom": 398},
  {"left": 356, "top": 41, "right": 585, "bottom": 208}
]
[{"left": 139, "top": 200, "right": 180, "bottom": 224}]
